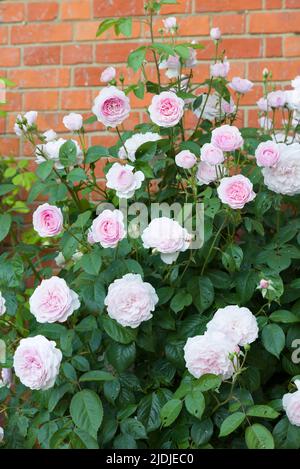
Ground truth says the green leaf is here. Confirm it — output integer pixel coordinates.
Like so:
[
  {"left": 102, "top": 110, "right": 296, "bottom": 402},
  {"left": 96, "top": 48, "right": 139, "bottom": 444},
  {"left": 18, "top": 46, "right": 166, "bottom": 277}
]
[
  {"left": 170, "top": 290, "right": 192, "bottom": 313},
  {"left": 96, "top": 18, "right": 117, "bottom": 37},
  {"left": 262, "top": 324, "right": 285, "bottom": 358},
  {"left": 137, "top": 392, "right": 162, "bottom": 432},
  {"left": 36, "top": 160, "right": 54, "bottom": 180},
  {"left": 245, "top": 424, "right": 275, "bottom": 449},
  {"left": 59, "top": 140, "right": 78, "bottom": 167},
  {"left": 160, "top": 399, "right": 183, "bottom": 427},
  {"left": 273, "top": 417, "right": 300, "bottom": 449},
  {"left": 48, "top": 383, "right": 73, "bottom": 412},
  {"left": 174, "top": 44, "right": 190, "bottom": 59},
  {"left": 219, "top": 412, "right": 246, "bottom": 437},
  {"left": 222, "top": 245, "right": 243, "bottom": 272},
  {"left": 79, "top": 252, "right": 102, "bottom": 276},
  {"left": 73, "top": 429, "right": 99, "bottom": 449},
  {"left": 128, "top": 47, "right": 147, "bottom": 72},
  {"left": 79, "top": 370, "right": 115, "bottom": 382},
  {"left": 67, "top": 167, "right": 87, "bottom": 183},
  {"left": 185, "top": 390, "right": 205, "bottom": 420},
  {"left": 102, "top": 316, "right": 137, "bottom": 344},
  {"left": 70, "top": 390, "right": 103, "bottom": 438},
  {"left": 120, "top": 418, "right": 147, "bottom": 440},
  {"left": 116, "top": 18, "right": 132, "bottom": 37},
  {"left": 236, "top": 271, "right": 257, "bottom": 303},
  {"left": 196, "top": 374, "right": 222, "bottom": 392},
  {"left": 191, "top": 418, "right": 214, "bottom": 446},
  {"left": 246, "top": 405, "right": 279, "bottom": 419},
  {"left": 0, "top": 213, "right": 12, "bottom": 242},
  {"left": 270, "top": 310, "right": 300, "bottom": 324},
  {"left": 0, "top": 184, "right": 15, "bottom": 196},
  {"left": 85, "top": 145, "right": 109, "bottom": 164},
  {"left": 107, "top": 342, "right": 136, "bottom": 372},
  {"left": 151, "top": 43, "right": 174, "bottom": 56}
]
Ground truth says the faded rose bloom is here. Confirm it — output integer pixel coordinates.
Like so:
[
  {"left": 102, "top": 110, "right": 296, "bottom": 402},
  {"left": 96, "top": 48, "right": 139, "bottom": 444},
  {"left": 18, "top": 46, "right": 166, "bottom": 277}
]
[
  {"left": 257, "top": 97, "right": 269, "bottom": 112},
  {"left": 104, "top": 273, "right": 158, "bottom": 328},
  {"left": 118, "top": 132, "right": 161, "bottom": 162},
  {"left": 185, "top": 43, "right": 197, "bottom": 68},
  {"left": 63, "top": 113, "right": 83, "bottom": 132},
  {"left": 43, "top": 129, "right": 57, "bottom": 142},
  {"left": 217, "top": 175, "right": 256, "bottom": 209},
  {"left": 262, "top": 143, "right": 300, "bottom": 196},
  {"left": 24, "top": 111, "right": 38, "bottom": 126},
  {"left": 201, "top": 143, "right": 224, "bottom": 165},
  {"left": 229, "top": 77, "right": 254, "bottom": 94},
  {"left": 88, "top": 209, "right": 126, "bottom": 248},
  {"left": 197, "top": 161, "right": 224, "bottom": 185},
  {"left": 0, "top": 291, "right": 6, "bottom": 317},
  {"left": 184, "top": 331, "right": 238, "bottom": 380},
  {"left": 101, "top": 66, "right": 116, "bottom": 83},
  {"left": 149, "top": 91, "right": 184, "bottom": 128},
  {"left": 35, "top": 138, "right": 83, "bottom": 169},
  {"left": 0, "top": 368, "right": 12, "bottom": 388},
  {"left": 210, "top": 59, "right": 230, "bottom": 78},
  {"left": 163, "top": 16, "right": 177, "bottom": 32},
  {"left": 14, "top": 111, "right": 38, "bottom": 136},
  {"left": 142, "top": 217, "right": 192, "bottom": 264},
  {"left": 285, "top": 88, "right": 300, "bottom": 113},
  {"left": 175, "top": 150, "right": 197, "bottom": 169},
  {"left": 13, "top": 335, "right": 62, "bottom": 391},
  {"left": 33, "top": 203, "right": 63, "bottom": 238},
  {"left": 283, "top": 380, "right": 300, "bottom": 426},
  {"left": 211, "top": 125, "right": 244, "bottom": 152},
  {"left": 54, "top": 252, "right": 66, "bottom": 268},
  {"left": 210, "top": 27, "right": 221, "bottom": 40},
  {"left": 92, "top": 86, "right": 131, "bottom": 128},
  {"left": 255, "top": 141, "right": 280, "bottom": 168},
  {"left": 258, "top": 116, "right": 272, "bottom": 130},
  {"left": 106, "top": 162, "right": 145, "bottom": 199},
  {"left": 29, "top": 276, "right": 80, "bottom": 323},
  {"left": 194, "top": 93, "right": 235, "bottom": 121},
  {"left": 206, "top": 305, "right": 259, "bottom": 347},
  {"left": 159, "top": 55, "right": 181, "bottom": 79},
  {"left": 267, "top": 90, "right": 286, "bottom": 108}
]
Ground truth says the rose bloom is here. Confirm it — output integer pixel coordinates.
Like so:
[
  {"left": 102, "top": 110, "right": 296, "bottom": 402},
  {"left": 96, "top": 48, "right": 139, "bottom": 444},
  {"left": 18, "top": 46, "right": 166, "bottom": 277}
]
[
  {"left": 24, "top": 111, "right": 38, "bottom": 126},
  {"left": 0, "top": 291, "right": 6, "bottom": 316},
  {"left": 211, "top": 125, "right": 244, "bottom": 152},
  {"left": 29, "top": 276, "right": 80, "bottom": 323},
  {"left": 175, "top": 150, "right": 197, "bottom": 169},
  {"left": 63, "top": 112, "right": 83, "bottom": 132},
  {"left": 13, "top": 335, "right": 62, "bottom": 391},
  {"left": 43, "top": 129, "right": 57, "bottom": 142},
  {"left": 101, "top": 66, "right": 116, "bottom": 83},
  {"left": 285, "top": 88, "right": 300, "bottom": 113},
  {"left": 118, "top": 132, "right": 161, "bottom": 162},
  {"left": 292, "top": 76, "right": 300, "bottom": 89},
  {"left": 194, "top": 94, "right": 235, "bottom": 121},
  {"left": 88, "top": 209, "right": 126, "bottom": 248},
  {"left": 206, "top": 305, "right": 259, "bottom": 347},
  {"left": 159, "top": 55, "right": 181, "bottom": 79},
  {"left": 210, "top": 59, "right": 230, "bottom": 78},
  {"left": 197, "top": 161, "right": 224, "bottom": 185},
  {"left": 33, "top": 203, "right": 63, "bottom": 238},
  {"left": 255, "top": 141, "right": 280, "bottom": 168},
  {"left": 148, "top": 91, "right": 184, "bottom": 128},
  {"left": 210, "top": 27, "right": 221, "bottom": 40},
  {"left": 92, "top": 86, "right": 131, "bottom": 128},
  {"left": 35, "top": 138, "right": 83, "bottom": 169},
  {"left": 259, "top": 279, "right": 270, "bottom": 289},
  {"left": 257, "top": 97, "right": 269, "bottom": 112},
  {"left": 185, "top": 45, "right": 197, "bottom": 68},
  {"left": 54, "top": 252, "right": 66, "bottom": 268},
  {"left": 262, "top": 143, "right": 300, "bottom": 196},
  {"left": 217, "top": 175, "right": 256, "bottom": 209},
  {"left": 267, "top": 90, "right": 286, "bottom": 108},
  {"left": 184, "top": 331, "right": 238, "bottom": 380},
  {"left": 201, "top": 143, "right": 224, "bottom": 165},
  {"left": 141, "top": 217, "right": 192, "bottom": 264},
  {"left": 163, "top": 16, "right": 177, "bottom": 32},
  {"left": 259, "top": 116, "right": 272, "bottom": 130},
  {"left": 283, "top": 380, "right": 300, "bottom": 426},
  {"left": 229, "top": 77, "right": 253, "bottom": 94},
  {"left": 106, "top": 162, "right": 145, "bottom": 199},
  {"left": 104, "top": 273, "right": 158, "bottom": 328}
]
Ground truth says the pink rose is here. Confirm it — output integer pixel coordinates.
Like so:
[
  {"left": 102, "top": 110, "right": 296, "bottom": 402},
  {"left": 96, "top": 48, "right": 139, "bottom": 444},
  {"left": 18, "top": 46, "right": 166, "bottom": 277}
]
[
  {"left": 33, "top": 203, "right": 63, "bottom": 238},
  {"left": 229, "top": 77, "right": 253, "bottom": 94},
  {"left": 92, "top": 86, "right": 131, "bottom": 128},
  {"left": 100, "top": 66, "right": 116, "bottom": 83},
  {"left": 283, "top": 381, "right": 300, "bottom": 426},
  {"left": 197, "top": 161, "right": 223, "bottom": 185},
  {"left": 106, "top": 162, "right": 145, "bottom": 199},
  {"left": 159, "top": 55, "right": 181, "bottom": 79},
  {"left": 104, "top": 273, "right": 158, "bottom": 328},
  {"left": 217, "top": 174, "right": 256, "bottom": 209},
  {"left": 210, "top": 59, "right": 230, "bottom": 78},
  {"left": 211, "top": 125, "right": 244, "bottom": 152},
  {"left": 267, "top": 90, "right": 286, "bottom": 108},
  {"left": 63, "top": 113, "right": 83, "bottom": 131},
  {"left": 257, "top": 97, "right": 269, "bottom": 112},
  {"left": 258, "top": 279, "right": 271, "bottom": 290},
  {"left": 292, "top": 76, "right": 300, "bottom": 89},
  {"left": 210, "top": 27, "right": 221, "bottom": 40},
  {"left": 201, "top": 143, "right": 224, "bottom": 165},
  {"left": 43, "top": 129, "right": 57, "bottom": 142},
  {"left": 163, "top": 16, "right": 177, "bottom": 32},
  {"left": 88, "top": 209, "right": 126, "bottom": 248},
  {"left": 184, "top": 331, "right": 238, "bottom": 380},
  {"left": 255, "top": 141, "right": 280, "bottom": 167},
  {"left": 175, "top": 150, "right": 197, "bottom": 169},
  {"left": 13, "top": 335, "right": 62, "bottom": 390},
  {"left": 29, "top": 276, "right": 80, "bottom": 323},
  {"left": 149, "top": 91, "right": 184, "bottom": 128}
]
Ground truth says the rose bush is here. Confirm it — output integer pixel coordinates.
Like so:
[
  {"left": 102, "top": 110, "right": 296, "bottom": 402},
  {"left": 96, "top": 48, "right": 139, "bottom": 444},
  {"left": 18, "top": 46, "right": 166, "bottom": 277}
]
[{"left": 1, "top": 0, "right": 300, "bottom": 450}]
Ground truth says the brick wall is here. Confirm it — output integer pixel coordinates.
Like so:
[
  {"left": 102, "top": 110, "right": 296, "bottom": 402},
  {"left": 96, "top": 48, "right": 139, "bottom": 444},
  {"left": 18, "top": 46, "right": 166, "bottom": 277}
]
[{"left": 1, "top": 0, "right": 300, "bottom": 160}]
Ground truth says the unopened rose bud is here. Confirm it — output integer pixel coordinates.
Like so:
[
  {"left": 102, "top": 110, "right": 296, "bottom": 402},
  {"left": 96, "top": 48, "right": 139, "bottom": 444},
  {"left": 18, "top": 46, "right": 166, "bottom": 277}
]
[
  {"left": 210, "top": 27, "right": 221, "bottom": 41},
  {"left": 263, "top": 68, "right": 269, "bottom": 78},
  {"left": 63, "top": 112, "right": 83, "bottom": 132},
  {"left": 72, "top": 251, "right": 83, "bottom": 262},
  {"left": 54, "top": 252, "right": 66, "bottom": 268},
  {"left": 163, "top": 16, "right": 177, "bottom": 33},
  {"left": 259, "top": 279, "right": 270, "bottom": 290},
  {"left": 100, "top": 66, "right": 116, "bottom": 83}
]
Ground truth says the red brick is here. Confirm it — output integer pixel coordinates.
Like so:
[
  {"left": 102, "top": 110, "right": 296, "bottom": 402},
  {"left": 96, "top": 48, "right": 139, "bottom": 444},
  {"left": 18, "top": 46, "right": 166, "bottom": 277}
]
[
  {"left": 286, "top": 0, "right": 300, "bottom": 6},
  {"left": 250, "top": 12, "right": 300, "bottom": 33},
  {"left": 61, "top": 90, "right": 93, "bottom": 110},
  {"left": 0, "top": 27, "right": 8, "bottom": 44},
  {"left": 266, "top": 37, "right": 282, "bottom": 57},
  {"left": 11, "top": 24, "right": 73, "bottom": 44},
  {"left": 0, "top": 47, "right": 20, "bottom": 67},
  {"left": 24, "top": 46, "right": 61, "bottom": 66},
  {"left": 0, "top": 137, "right": 19, "bottom": 156},
  {"left": 24, "top": 91, "right": 59, "bottom": 111},
  {"left": 249, "top": 60, "right": 300, "bottom": 81},
  {"left": 0, "top": 3, "right": 24, "bottom": 22},
  {"left": 161, "top": 0, "right": 192, "bottom": 13},
  {"left": 9, "top": 69, "right": 70, "bottom": 89},
  {"left": 199, "top": 38, "right": 263, "bottom": 59},
  {"left": 61, "top": 0, "right": 91, "bottom": 20},
  {"left": 74, "top": 67, "right": 102, "bottom": 87},
  {"left": 285, "top": 36, "right": 300, "bottom": 57},
  {"left": 195, "top": 0, "right": 262, "bottom": 11},
  {"left": 27, "top": 2, "right": 59, "bottom": 21},
  {"left": 3, "top": 92, "right": 22, "bottom": 112},
  {"left": 153, "top": 16, "right": 210, "bottom": 37},
  {"left": 93, "top": 0, "right": 145, "bottom": 17},
  {"left": 62, "top": 45, "right": 93, "bottom": 64},
  {"left": 266, "top": 0, "right": 282, "bottom": 7},
  {"left": 212, "top": 14, "right": 245, "bottom": 35},
  {"left": 96, "top": 42, "right": 142, "bottom": 64}
]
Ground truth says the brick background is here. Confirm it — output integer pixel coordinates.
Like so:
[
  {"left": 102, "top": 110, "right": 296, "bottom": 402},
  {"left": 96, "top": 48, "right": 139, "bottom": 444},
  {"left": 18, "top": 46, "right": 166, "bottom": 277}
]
[{"left": 0, "top": 0, "right": 300, "bottom": 159}]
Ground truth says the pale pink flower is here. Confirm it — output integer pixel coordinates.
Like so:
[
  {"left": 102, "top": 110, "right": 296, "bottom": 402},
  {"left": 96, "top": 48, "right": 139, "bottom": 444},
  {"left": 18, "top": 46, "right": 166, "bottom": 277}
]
[
  {"left": 88, "top": 209, "right": 126, "bottom": 248},
  {"left": 210, "top": 27, "right": 221, "bottom": 40},
  {"left": 257, "top": 97, "right": 269, "bottom": 112},
  {"left": 118, "top": 132, "right": 161, "bottom": 162},
  {"left": 24, "top": 111, "right": 38, "bottom": 126},
  {"left": 262, "top": 143, "right": 300, "bottom": 196},
  {"left": 255, "top": 141, "right": 280, "bottom": 167},
  {"left": 92, "top": 86, "right": 131, "bottom": 128},
  {"left": 101, "top": 66, "right": 116, "bottom": 83},
  {"left": 159, "top": 55, "right": 181, "bottom": 79},
  {"left": 211, "top": 125, "right": 244, "bottom": 152},
  {"left": 217, "top": 174, "right": 256, "bottom": 209},
  {"left": 0, "top": 369, "right": 12, "bottom": 388},
  {"left": 283, "top": 381, "right": 300, "bottom": 426},
  {"left": 229, "top": 77, "right": 253, "bottom": 94},
  {"left": 106, "top": 162, "right": 144, "bottom": 199},
  {"left": 201, "top": 143, "right": 224, "bottom": 165},
  {"left": 259, "top": 279, "right": 270, "bottom": 289},
  {"left": 43, "top": 129, "right": 57, "bottom": 142},
  {"left": 175, "top": 150, "right": 197, "bottom": 169},
  {"left": 163, "top": 16, "right": 177, "bottom": 32},
  {"left": 197, "top": 161, "right": 223, "bottom": 185},
  {"left": 63, "top": 113, "right": 83, "bottom": 132},
  {"left": 210, "top": 59, "right": 230, "bottom": 78},
  {"left": 259, "top": 116, "right": 272, "bottom": 130},
  {"left": 33, "top": 203, "right": 63, "bottom": 238},
  {"left": 267, "top": 90, "right": 286, "bottom": 108},
  {"left": 29, "top": 276, "right": 80, "bottom": 323},
  {"left": 292, "top": 76, "right": 300, "bottom": 89},
  {"left": 104, "top": 273, "right": 158, "bottom": 328},
  {"left": 13, "top": 335, "right": 62, "bottom": 390},
  {"left": 148, "top": 91, "right": 184, "bottom": 128}
]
